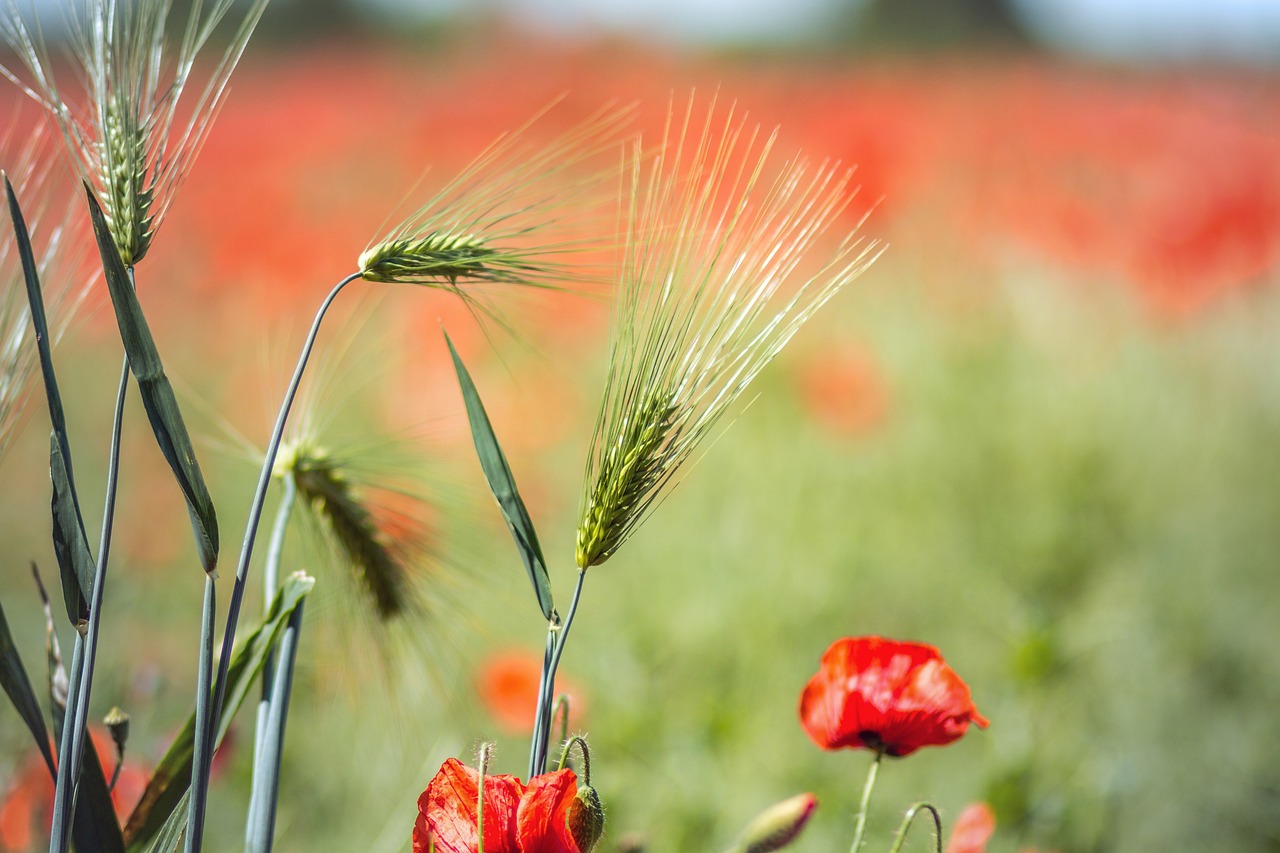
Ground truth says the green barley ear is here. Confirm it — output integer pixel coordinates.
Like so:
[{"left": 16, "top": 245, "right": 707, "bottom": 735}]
[
  {"left": 276, "top": 438, "right": 414, "bottom": 621},
  {"left": 575, "top": 97, "right": 882, "bottom": 569},
  {"left": 359, "top": 101, "right": 633, "bottom": 311},
  {"left": 0, "top": 0, "right": 270, "bottom": 264}
]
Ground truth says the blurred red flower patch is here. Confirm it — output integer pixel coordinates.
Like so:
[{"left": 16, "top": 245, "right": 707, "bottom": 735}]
[
  {"left": 945, "top": 802, "right": 996, "bottom": 853},
  {"left": 413, "top": 757, "right": 588, "bottom": 853},
  {"left": 792, "top": 343, "right": 889, "bottom": 438},
  {"left": 799, "top": 636, "right": 987, "bottom": 757},
  {"left": 477, "top": 650, "right": 585, "bottom": 734}
]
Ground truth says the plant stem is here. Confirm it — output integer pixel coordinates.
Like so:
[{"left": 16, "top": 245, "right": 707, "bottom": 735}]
[
  {"left": 247, "top": 475, "right": 297, "bottom": 840},
  {"left": 849, "top": 750, "right": 884, "bottom": 853},
  {"left": 186, "top": 575, "right": 217, "bottom": 853},
  {"left": 189, "top": 273, "right": 360, "bottom": 845},
  {"left": 49, "top": 331, "right": 131, "bottom": 853},
  {"left": 527, "top": 624, "right": 558, "bottom": 780},
  {"left": 244, "top": 597, "right": 306, "bottom": 853},
  {"left": 47, "top": 635, "right": 84, "bottom": 853},
  {"left": 530, "top": 569, "right": 587, "bottom": 777},
  {"left": 887, "top": 803, "right": 942, "bottom": 853}
]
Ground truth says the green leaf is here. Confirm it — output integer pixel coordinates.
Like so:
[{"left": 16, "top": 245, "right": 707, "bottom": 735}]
[
  {"left": 143, "top": 791, "right": 189, "bottom": 853},
  {"left": 50, "top": 434, "right": 95, "bottom": 626},
  {"left": 122, "top": 573, "right": 315, "bottom": 852},
  {"left": 5, "top": 176, "right": 95, "bottom": 624},
  {"left": 0, "top": 593, "right": 55, "bottom": 776},
  {"left": 445, "top": 332, "right": 555, "bottom": 621},
  {"left": 84, "top": 187, "right": 219, "bottom": 575}
]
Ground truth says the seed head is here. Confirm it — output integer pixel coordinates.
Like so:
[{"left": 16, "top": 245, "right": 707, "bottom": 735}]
[
  {"left": 359, "top": 102, "right": 632, "bottom": 305},
  {"left": 0, "top": 0, "right": 270, "bottom": 265},
  {"left": 575, "top": 97, "right": 880, "bottom": 568}
]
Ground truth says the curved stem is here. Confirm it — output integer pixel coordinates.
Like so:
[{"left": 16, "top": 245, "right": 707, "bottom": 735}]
[
  {"left": 532, "top": 569, "right": 587, "bottom": 776},
  {"left": 191, "top": 272, "right": 360, "bottom": 846},
  {"left": 849, "top": 750, "right": 883, "bottom": 853},
  {"left": 555, "top": 735, "right": 591, "bottom": 784},
  {"left": 887, "top": 803, "right": 943, "bottom": 853},
  {"left": 550, "top": 693, "right": 571, "bottom": 753}
]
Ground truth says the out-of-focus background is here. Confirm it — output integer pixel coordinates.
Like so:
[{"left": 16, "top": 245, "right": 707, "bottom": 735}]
[{"left": 3, "top": 1, "right": 1280, "bottom": 851}]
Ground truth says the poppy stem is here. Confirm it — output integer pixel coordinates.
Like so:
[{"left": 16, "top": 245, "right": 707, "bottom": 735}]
[
  {"left": 555, "top": 735, "right": 591, "bottom": 784},
  {"left": 887, "top": 802, "right": 942, "bottom": 853},
  {"left": 476, "top": 743, "right": 494, "bottom": 853},
  {"left": 849, "top": 749, "right": 883, "bottom": 853}
]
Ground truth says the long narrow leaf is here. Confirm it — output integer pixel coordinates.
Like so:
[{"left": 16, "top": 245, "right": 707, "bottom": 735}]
[
  {"left": 123, "top": 573, "right": 315, "bottom": 851},
  {"left": 145, "top": 791, "right": 190, "bottom": 853},
  {"left": 84, "top": 187, "right": 219, "bottom": 575},
  {"left": 445, "top": 332, "right": 555, "bottom": 620},
  {"left": 0, "top": 593, "right": 55, "bottom": 775},
  {"left": 50, "top": 434, "right": 94, "bottom": 626},
  {"left": 6, "top": 177, "right": 95, "bottom": 623}
]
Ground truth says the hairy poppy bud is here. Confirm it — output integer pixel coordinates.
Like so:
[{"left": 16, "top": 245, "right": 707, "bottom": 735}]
[
  {"left": 103, "top": 706, "right": 130, "bottom": 754},
  {"left": 565, "top": 783, "right": 605, "bottom": 852},
  {"left": 737, "top": 793, "right": 818, "bottom": 853}
]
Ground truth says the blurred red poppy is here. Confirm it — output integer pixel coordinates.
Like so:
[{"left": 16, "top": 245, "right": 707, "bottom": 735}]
[
  {"left": 0, "top": 730, "right": 148, "bottom": 852},
  {"left": 799, "top": 636, "right": 988, "bottom": 757},
  {"left": 413, "top": 758, "right": 587, "bottom": 853},
  {"left": 945, "top": 802, "right": 996, "bottom": 853},
  {"left": 476, "top": 650, "right": 585, "bottom": 734}
]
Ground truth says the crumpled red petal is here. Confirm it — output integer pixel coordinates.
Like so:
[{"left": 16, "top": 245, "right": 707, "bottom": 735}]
[
  {"left": 515, "top": 768, "right": 581, "bottom": 853},
  {"left": 415, "top": 757, "right": 525, "bottom": 853}
]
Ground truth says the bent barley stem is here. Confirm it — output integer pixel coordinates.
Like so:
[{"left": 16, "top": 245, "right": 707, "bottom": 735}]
[{"left": 188, "top": 272, "right": 362, "bottom": 850}]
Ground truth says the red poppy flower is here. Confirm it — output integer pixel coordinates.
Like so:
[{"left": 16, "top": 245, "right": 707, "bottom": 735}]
[
  {"left": 413, "top": 758, "right": 588, "bottom": 853},
  {"left": 799, "top": 636, "right": 988, "bottom": 757}
]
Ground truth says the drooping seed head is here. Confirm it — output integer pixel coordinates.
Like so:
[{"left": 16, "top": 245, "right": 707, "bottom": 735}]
[{"left": 359, "top": 232, "right": 497, "bottom": 284}]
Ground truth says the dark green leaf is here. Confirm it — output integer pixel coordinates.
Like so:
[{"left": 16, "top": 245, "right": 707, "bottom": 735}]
[
  {"left": 445, "top": 332, "right": 555, "bottom": 620},
  {"left": 0, "top": 594, "right": 55, "bottom": 776},
  {"left": 6, "top": 177, "right": 95, "bottom": 623},
  {"left": 84, "top": 187, "right": 219, "bottom": 575},
  {"left": 50, "top": 434, "right": 94, "bottom": 626},
  {"left": 143, "top": 791, "right": 189, "bottom": 853},
  {"left": 123, "top": 573, "right": 315, "bottom": 852}
]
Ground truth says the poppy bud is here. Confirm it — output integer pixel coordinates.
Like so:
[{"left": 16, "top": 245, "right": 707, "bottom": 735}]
[
  {"left": 737, "top": 793, "right": 818, "bottom": 853},
  {"left": 103, "top": 706, "right": 130, "bottom": 755},
  {"left": 565, "top": 783, "right": 605, "bottom": 852}
]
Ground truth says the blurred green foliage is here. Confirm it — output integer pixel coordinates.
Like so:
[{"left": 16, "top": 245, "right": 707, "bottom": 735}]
[{"left": 4, "top": 252, "right": 1280, "bottom": 852}]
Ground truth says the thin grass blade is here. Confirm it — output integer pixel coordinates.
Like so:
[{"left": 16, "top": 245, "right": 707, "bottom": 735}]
[
  {"left": 445, "top": 331, "right": 554, "bottom": 620},
  {"left": 123, "top": 573, "right": 315, "bottom": 852},
  {"left": 0, "top": 593, "right": 55, "bottom": 775},
  {"left": 6, "top": 176, "right": 95, "bottom": 622},
  {"left": 85, "top": 187, "right": 219, "bottom": 574},
  {"left": 144, "top": 790, "right": 190, "bottom": 853}
]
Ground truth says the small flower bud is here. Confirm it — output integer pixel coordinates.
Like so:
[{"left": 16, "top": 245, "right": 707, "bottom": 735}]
[
  {"left": 738, "top": 793, "right": 818, "bottom": 853},
  {"left": 103, "top": 706, "right": 130, "bottom": 754},
  {"left": 564, "top": 783, "right": 605, "bottom": 853}
]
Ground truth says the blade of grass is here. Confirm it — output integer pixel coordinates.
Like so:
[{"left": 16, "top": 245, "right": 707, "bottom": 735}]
[
  {"left": 144, "top": 791, "right": 190, "bottom": 853},
  {"left": 123, "top": 573, "right": 315, "bottom": 852},
  {"left": 445, "top": 331, "right": 555, "bottom": 620},
  {"left": 85, "top": 187, "right": 219, "bottom": 575},
  {"left": 6, "top": 175, "right": 94, "bottom": 624},
  {"left": 0, "top": 592, "right": 55, "bottom": 775}
]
